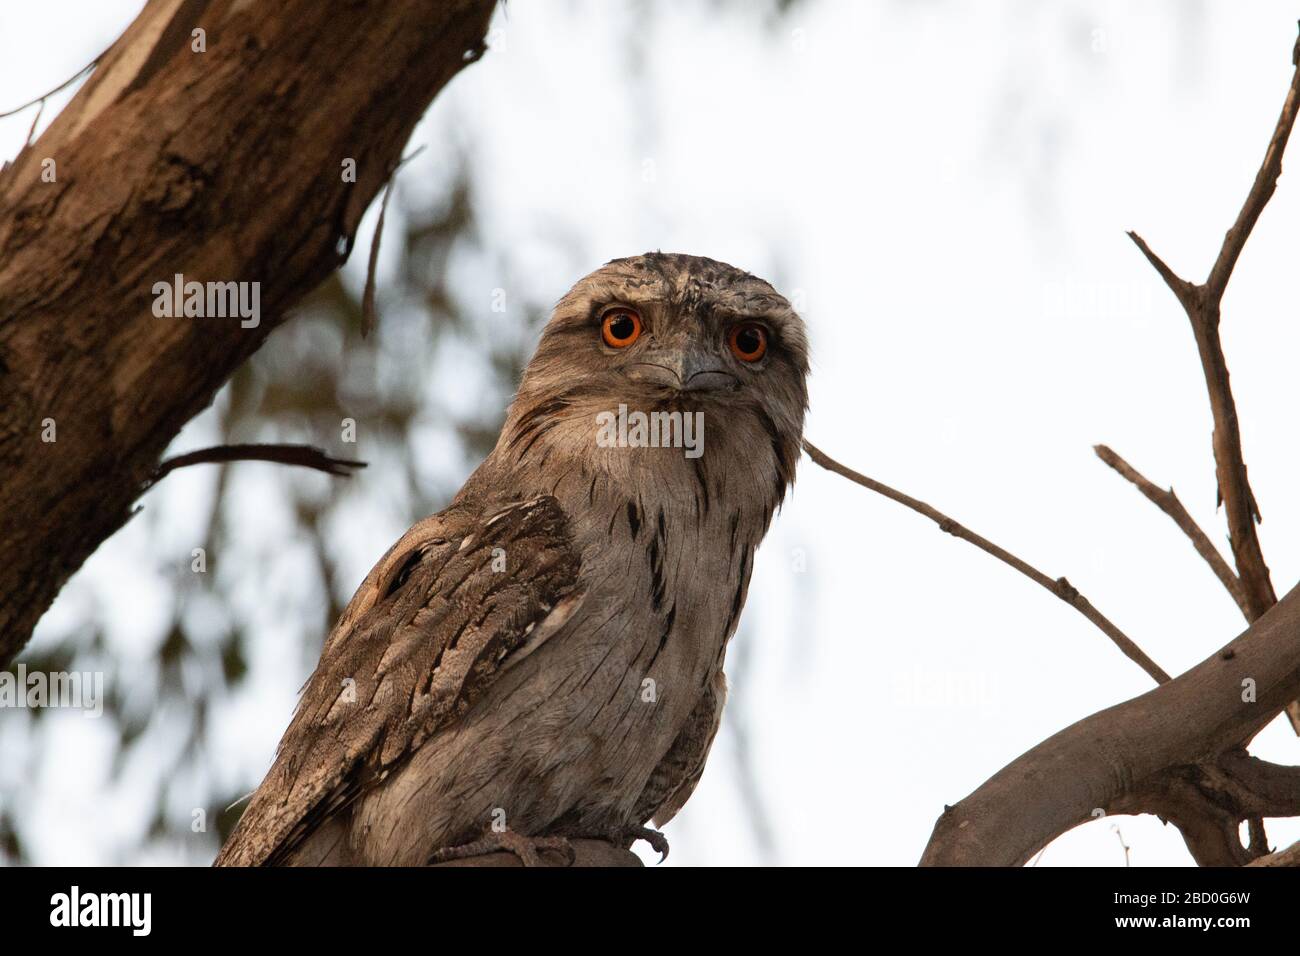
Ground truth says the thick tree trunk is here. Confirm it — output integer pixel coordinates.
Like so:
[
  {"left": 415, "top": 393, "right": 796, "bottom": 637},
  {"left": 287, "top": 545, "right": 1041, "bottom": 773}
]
[{"left": 0, "top": 0, "right": 496, "bottom": 665}]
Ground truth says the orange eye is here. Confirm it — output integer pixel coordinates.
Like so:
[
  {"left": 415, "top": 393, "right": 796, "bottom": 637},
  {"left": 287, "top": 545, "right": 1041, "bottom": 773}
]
[
  {"left": 601, "top": 308, "right": 642, "bottom": 348},
  {"left": 728, "top": 323, "right": 768, "bottom": 362}
]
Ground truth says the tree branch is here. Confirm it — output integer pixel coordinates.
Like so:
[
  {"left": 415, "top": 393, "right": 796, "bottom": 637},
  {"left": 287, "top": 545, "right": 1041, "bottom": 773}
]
[
  {"left": 1249, "top": 839, "right": 1300, "bottom": 867},
  {"left": 1094, "top": 444, "right": 1249, "bottom": 618},
  {"left": 920, "top": 582, "right": 1300, "bottom": 866},
  {"left": 1206, "top": 26, "right": 1300, "bottom": 299},
  {"left": 1125, "top": 229, "right": 1195, "bottom": 307},
  {"left": 803, "top": 440, "right": 1170, "bottom": 685},
  {"left": 361, "top": 145, "right": 425, "bottom": 338},
  {"left": 0, "top": 55, "right": 100, "bottom": 120},
  {"left": 0, "top": 0, "right": 498, "bottom": 667},
  {"left": 1107, "top": 752, "right": 1300, "bottom": 865},
  {"left": 1125, "top": 24, "right": 1300, "bottom": 730},
  {"left": 147, "top": 444, "right": 365, "bottom": 488},
  {"left": 1217, "top": 751, "right": 1300, "bottom": 818}
]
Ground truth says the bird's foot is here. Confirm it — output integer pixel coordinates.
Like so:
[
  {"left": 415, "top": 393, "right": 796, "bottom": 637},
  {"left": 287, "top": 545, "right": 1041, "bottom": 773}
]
[
  {"left": 572, "top": 824, "right": 670, "bottom": 863},
  {"left": 430, "top": 829, "right": 576, "bottom": 867},
  {"left": 629, "top": 825, "right": 670, "bottom": 862}
]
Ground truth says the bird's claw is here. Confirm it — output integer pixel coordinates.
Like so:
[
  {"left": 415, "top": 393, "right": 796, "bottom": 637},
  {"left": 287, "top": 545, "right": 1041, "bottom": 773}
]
[
  {"left": 578, "top": 824, "right": 670, "bottom": 863},
  {"left": 632, "top": 825, "right": 670, "bottom": 863},
  {"left": 430, "top": 828, "right": 576, "bottom": 867}
]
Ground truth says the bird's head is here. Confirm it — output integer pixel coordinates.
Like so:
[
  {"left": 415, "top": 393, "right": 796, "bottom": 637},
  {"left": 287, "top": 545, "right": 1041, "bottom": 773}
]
[{"left": 498, "top": 253, "right": 809, "bottom": 502}]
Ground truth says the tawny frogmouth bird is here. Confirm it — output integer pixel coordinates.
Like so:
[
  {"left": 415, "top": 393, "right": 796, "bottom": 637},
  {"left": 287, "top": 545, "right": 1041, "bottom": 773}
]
[{"left": 216, "top": 252, "right": 809, "bottom": 866}]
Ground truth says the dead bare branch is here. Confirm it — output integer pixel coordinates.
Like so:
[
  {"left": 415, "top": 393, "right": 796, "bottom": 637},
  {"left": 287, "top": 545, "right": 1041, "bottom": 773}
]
[
  {"left": 1126, "top": 24, "right": 1300, "bottom": 731},
  {"left": 361, "top": 145, "right": 426, "bottom": 338},
  {"left": 1094, "top": 444, "right": 1249, "bottom": 618},
  {"left": 1206, "top": 27, "right": 1300, "bottom": 299},
  {"left": 803, "top": 440, "right": 1170, "bottom": 684},
  {"left": 148, "top": 444, "right": 366, "bottom": 488},
  {"left": 361, "top": 181, "right": 394, "bottom": 339},
  {"left": 920, "top": 584, "right": 1300, "bottom": 866},
  {"left": 0, "top": 55, "right": 99, "bottom": 119},
  {"left": 23, "top": 100, "right": 43, "bottom": 149},
  {"left": 1248, "top": 839, "right": 1300, "bottom": 867},
  {"left": 1125, "top": 230, "right": 1194, "bottom": 306}
]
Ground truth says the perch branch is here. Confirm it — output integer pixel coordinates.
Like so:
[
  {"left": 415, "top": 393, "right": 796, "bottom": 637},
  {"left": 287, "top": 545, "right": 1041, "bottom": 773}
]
[
  {"left": 803, "top": 440, "right": 1170, "bottom": 684},
  {"left": 1094, "top": 444, "right": 1250, "bottom": 618}
]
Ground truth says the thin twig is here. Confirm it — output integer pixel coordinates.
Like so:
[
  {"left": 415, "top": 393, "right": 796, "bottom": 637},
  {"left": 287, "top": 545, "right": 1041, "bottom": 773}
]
[
  {"left": 361, "top": 180, "right": 394, "bottom": 338},
  {"left": 803, "top": 440, "right": 1171, "bottom": 685},
  {"left": 0, "top": 56, "right": 100, "bottom": 119},
  {"left": 1206, "top": 27, "right": 1300, "bottom": 298},
  {"left": 1127, "top": 24, "right": 1300, "bottom": 731},
  {"left": 1094, "top": 444, "right": 1250, "bottom": 618},
  {"left": 24, "top": 100, "right": 44, "bottom": 149},
  {"left": 361, "top": 144, "right": 427, "bottom": 338},
  {"left": 147, "top": 444, "right": 366, "bottom": 488},
  {"left": 1112, "top": 824, "right": 1131, "bottom": 867},
  {"left": 1125, "top": 230, "right": 1194, "bottom": 307}
]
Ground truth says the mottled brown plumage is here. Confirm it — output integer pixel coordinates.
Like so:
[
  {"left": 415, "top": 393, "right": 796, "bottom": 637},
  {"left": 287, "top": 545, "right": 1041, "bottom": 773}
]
[{"left": 216, "top": 253, "right": 809, "bottom": 866}]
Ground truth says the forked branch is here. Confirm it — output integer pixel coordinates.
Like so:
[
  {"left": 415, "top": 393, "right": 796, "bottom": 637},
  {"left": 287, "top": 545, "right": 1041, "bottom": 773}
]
[
  {"left": 922, "top": 26, "right": 1300, "bottom": 867},
  {"left": 1125, "top": 28, "right": 1300, "bottom": 623},
  {"left": 1125, "top": 23, "right": 1300, "bottom": 731}
]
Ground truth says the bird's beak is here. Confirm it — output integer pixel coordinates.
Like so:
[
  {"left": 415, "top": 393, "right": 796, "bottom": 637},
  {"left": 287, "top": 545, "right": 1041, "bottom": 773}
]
[{"left": 626, "top": 346, "right": 737, "bottom": 392}]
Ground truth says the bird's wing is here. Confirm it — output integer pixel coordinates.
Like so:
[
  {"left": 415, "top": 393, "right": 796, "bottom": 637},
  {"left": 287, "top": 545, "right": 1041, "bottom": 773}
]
[
  {"left": 637, "top": 670, "right": 727, "bottom": 827},
  {"left": 215, "top": 495, "right": 582, "bottom": 867}
]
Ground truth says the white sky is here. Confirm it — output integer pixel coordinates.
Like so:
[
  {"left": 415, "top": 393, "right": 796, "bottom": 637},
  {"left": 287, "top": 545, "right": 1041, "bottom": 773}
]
[{"left": 3, "top": 0, "right": 1300, "bottom": 866}]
